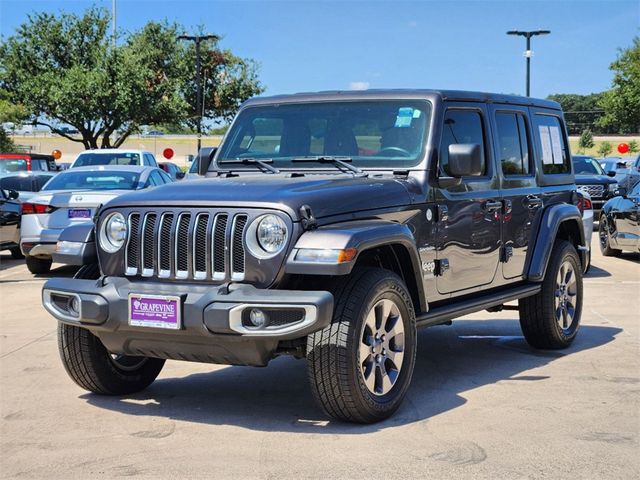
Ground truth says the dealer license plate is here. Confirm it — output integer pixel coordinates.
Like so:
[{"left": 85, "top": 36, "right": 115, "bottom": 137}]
[
  {"left": 128, "top": 294, "right": 181, "bottom": 330},
  {"left": 68, "top": 208, "right": 92, "bottom": 219}
]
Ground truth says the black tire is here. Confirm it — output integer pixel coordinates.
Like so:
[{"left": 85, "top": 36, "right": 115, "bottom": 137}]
[
  {"left": 58, "top": 323, "right": 165, "bottom": 395},
  {"left": 519, "top": 240, "right": 583, "bottom": 349},
  {"left": 10, "top": 247, "right": 24, "bottom": 259},
  {"left": 307, "top": 268, "right": 417, "bottom": 423},
  {"left": 57, "top": 262, "right": 165, "bottom": 395},
  {"left": 599, "top": 216, "right": 621, "bottom": 257},
  {"left": 26, "top": 255, "right": 51, "bottom": 274}
]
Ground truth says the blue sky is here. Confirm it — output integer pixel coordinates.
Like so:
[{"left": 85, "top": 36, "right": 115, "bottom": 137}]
[{"left": 1, "top": 0, "right": 638, "bottom": 99}]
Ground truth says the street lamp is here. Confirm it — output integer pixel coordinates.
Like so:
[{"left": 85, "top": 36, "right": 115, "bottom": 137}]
[
  {"left": 506, "top": 30, "right": 550, "bottom": 97},
  {"left": 177, "top": 34, "right": 220, "bottom": 153}
]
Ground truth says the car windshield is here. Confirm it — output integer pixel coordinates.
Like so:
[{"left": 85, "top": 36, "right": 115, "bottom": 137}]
[
  {"left": 73, "top": 152, "right": 141, "bottom": 167},
  {"left": 215, "top": 100, "right": 431, "bottom": 170},
  {"left": 0, "top": 174, "right": 54, "bottom": 192},
  {"left": 0, "top": 159, "right": 28, "bottom": 173},
  {"left": 573, "top": 157, "right": 604, "bottom": 175},
  {"left": 42, "top": 170, "right": 141, "bottom": 191}
]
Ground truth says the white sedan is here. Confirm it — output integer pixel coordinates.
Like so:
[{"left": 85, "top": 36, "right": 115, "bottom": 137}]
[{"left": 20, "top": 166, "right": 172, "bottom": 274}]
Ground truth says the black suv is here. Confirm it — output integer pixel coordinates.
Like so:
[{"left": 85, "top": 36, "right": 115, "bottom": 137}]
[
  {"left": 572, "top": 154, "right": 618, "bottom": 214},
  {"left": 43, "top": 90, "right": 586, "bottom": 423}
]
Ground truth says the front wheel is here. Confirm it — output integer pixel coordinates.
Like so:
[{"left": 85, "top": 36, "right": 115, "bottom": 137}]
[
  {"left": 519, "top": 240, "right": 583, "bottom": 349},
  {"left": 307, "top": 268, "right": 417, "bottom": 423}
]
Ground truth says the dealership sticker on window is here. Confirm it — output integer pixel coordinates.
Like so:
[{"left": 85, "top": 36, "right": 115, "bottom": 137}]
[
  {"left": 549, "top": 126, "right": 564, "bottom": 165},
  {"left": 539, "top": 125, "right": 553, "bottom": 165},
  {"left": 395, "top": 107, "right": 414, "bottom": 128}
]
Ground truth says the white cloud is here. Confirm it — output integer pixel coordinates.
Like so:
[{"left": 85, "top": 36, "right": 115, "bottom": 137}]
[{"left": 349, "top": 81, "right": 370, "bottom": 91}]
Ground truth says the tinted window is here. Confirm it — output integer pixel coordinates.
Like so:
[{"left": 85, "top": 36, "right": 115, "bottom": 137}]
[
  {"left": 0, "top": 175, "right": 53, "bottom": 192},
  {"left": 535, "top": 115, "right": 571, "bottom": 174},
  {"left": 439, "top": 110, "right": 486, "bottom": 176},
  {"left": 43, "top": 171, "right": 140, "bottom": 191},
  {"left": 73, "top": 152, "right": 141, "bottom": 167},
  {"left": 217, "top": 101, "right": 431, "bottom": 169},
  {"left": 144, "top": 154, "right": 157, "bottom": 166},
  {"left": 189, "top": 158, "right": 199, "bottom": 173},
  {"left": 0, "top": 159, "right": 28, "bottom": 173},
  {"left": 495, "top": 112, "right": 531, "bottom": 175},
  {"left": 573, "top": 156, "right": 604, "bottom": 175}
]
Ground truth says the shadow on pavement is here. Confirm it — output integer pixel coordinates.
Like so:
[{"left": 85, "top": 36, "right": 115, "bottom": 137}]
[
  {"left": 618, "top": 252, "right": 640, "bottom": 263},
  {"left": 584, "top": 264, "right": 611, "bottom": 278},
  {"left": 83, "top": 320, "right": 622, "bottom": 433}
]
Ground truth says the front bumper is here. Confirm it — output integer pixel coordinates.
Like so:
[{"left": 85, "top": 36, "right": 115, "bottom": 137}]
[{"left": 42, "top": 277, "right": 333, "bottom": 366}]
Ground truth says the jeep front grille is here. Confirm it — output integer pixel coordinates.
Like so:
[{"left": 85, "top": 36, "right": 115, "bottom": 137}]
[
  {"left": 124, "top": 211, "right": 248, "bottom": 281},
  {"left": 577, "top": 184, "right": 605, "bottom": 199}
]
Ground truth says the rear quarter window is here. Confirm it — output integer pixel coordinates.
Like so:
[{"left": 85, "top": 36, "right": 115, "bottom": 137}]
[{"left": 534, "top": 114, "right": 571, "bottom": 175}]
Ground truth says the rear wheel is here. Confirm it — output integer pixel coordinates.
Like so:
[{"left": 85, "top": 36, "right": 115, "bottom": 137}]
[
  {"left": 519, "top": 240, "right": 583, "bottom": 349},
  {"left": 307, "top": 268, "right": 417, "bottom": 423},
  {"left": 10, "top": 247, "right": 24, "bottom": 259},
  {"left": 599, "top": 216, "right": 621, "bottom": 256},
  {"left": 26, "top": 255, "right": 51, "bottom": 274}
]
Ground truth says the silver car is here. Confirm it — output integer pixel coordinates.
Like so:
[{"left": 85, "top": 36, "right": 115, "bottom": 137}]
[{"left": 20, "top": 166, "right": 172, "bottom": 274}]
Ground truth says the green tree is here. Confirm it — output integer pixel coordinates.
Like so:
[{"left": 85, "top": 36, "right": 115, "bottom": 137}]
[
  {"left": 578, "top": 128, "right": 595, "bottom": 153},
  {"left": 547, "top": 93, "right": 607, "bottom": 134},
  {"left": 0, "top": 88, "right": 28, "bottom": 152},
  {"left": 628, "top": 139, "right": 639, "bottom": 156},
  {"left": 0, "top": 8, "right": 263, "bottom": 149},
  {"left": 597, "top": 141, "right": 613, "bottom": 158},
  {"left": 598, "top": 37, "right": 640, "bottom": 134}
]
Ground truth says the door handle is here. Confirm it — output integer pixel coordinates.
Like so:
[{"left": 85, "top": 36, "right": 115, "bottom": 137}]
[
  {"left": 524, "top": 195, "right": 543, "bottom": 209},
  {"left": 483, "top": 200, "right": 503, "bottom": 212}
]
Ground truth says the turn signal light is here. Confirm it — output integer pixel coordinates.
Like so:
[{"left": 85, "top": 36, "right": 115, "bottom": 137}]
[{"left": 21, "top": 203, "right": 57, "bottom": 215}]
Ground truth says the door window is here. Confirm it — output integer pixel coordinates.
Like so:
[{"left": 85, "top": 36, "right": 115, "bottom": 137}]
[
  {"left": 495, "top": 112, "right": 531, "bottom": 175},
  {"left": 439, "top": 110, "right": 486, "bottom": 176}
]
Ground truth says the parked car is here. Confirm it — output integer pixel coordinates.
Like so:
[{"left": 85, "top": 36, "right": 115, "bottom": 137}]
[
  {"left": 572, "top": 155, "right": 618, "bottom": 214},
  {"left": 0, "top": 188, "right": 22, "bottom": 258},
  {"left": 159, "top": 162, "right": 185, "bottom": 180},
  {"left": 43, "top": 89, "right": 588, "bottom": 424},
  {"left": 0, "top": 153, "right": 60, "bottom": 173},
  {"left": 20, "top": 166, "right": 172, "bottom": 274},
  {"left": 577, "top": 191, "right": 593, "bottom": 273},
  {"left": 70, "top": 149, "right": 158, "bottom": 168},
  {"left": 0, "top": 172, "right": 56, "bottom": 202},
  {"left": 599, "top": 181, "right": 640, "bottom": 256}
]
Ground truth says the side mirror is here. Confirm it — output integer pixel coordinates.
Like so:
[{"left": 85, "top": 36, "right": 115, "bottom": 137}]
[
  {"left": 448, "top": 143, "right": 483, "bottom": 177},
  {"left": 606, "top": 170, "right": 616, "bottom": 177},
  {"left": 176, "top": 171, "right": 185, "bottom": 180},
  {"left": 197, "top": 147, "right": 217, "bottom": 176},
  {"left": 7, "top": 189, "right": 19, "bottom": 200}
]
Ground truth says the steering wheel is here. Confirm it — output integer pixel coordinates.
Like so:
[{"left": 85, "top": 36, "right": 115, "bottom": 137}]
[{"left": 377, "top": 147, "right": 412, "bottom": 158}]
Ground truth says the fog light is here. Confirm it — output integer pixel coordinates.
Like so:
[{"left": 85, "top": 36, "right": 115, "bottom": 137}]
[
  {"left": 249, "top": 308, "right": 267, "bottom": 328},
  {"left": 68, "top": 296, "right": 80, "bottom": 316}
]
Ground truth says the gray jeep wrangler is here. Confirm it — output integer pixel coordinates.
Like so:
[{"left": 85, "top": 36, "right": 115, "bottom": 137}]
[{"left": 43, "top": 90, "right": 586, "bottom": 423}]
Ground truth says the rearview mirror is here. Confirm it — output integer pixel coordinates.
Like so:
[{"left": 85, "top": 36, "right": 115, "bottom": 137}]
[
  {"left": 448, "top": 144, "right": 483, "bottom": 177},
  {"left": 197, "top": 147, "right": 217, "bottom": 176}
]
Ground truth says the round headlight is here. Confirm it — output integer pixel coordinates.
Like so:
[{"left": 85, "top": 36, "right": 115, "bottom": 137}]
[
  {"left": 246, "top": 214, "right": 288, "bottom": 258},
  {"left": 99, "top": 212, "right": 127, "bottom": 253}
]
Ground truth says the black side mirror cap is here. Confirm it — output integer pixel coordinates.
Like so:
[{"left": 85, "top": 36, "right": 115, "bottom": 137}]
[
  {"left": 197, "top": 147, "right": 218, "bottom": 176},
  {"left": 448, "top": 143, "right": 483, "bottom": 177},
  {"left": 606, "top": 170, "right": 616, "bottom": 177},
  {"left": 176, "top": 171, "right": 185, "bottom": 180}
]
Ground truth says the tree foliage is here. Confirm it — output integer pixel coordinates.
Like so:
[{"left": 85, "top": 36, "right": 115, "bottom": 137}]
[
  {"left": 0, "top": 8, "right": 263, "bottom": 149},
  {"left": 597, "top": 141, "right": 612, "bottom": 158},
  {"left": 598, "top": 37, "right": 640, "bottom": 134},
  {"left": 628, "top": 139, "right": 639, "bottom": 155},
  {"left": 578, "top": 128, "right": 594, "bottom": 153}
]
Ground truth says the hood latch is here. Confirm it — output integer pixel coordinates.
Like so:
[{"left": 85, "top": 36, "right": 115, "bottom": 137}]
[{"left": 299, "top": 205, "right": 317, "bottom": 231}]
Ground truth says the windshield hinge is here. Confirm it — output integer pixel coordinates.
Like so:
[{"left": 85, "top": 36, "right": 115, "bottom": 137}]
[{"left": 299, "top": 205, "right": 317, "bottom": 231}]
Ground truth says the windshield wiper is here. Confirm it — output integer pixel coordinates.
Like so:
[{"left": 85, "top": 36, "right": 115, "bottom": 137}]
[
  {"left": 218, "top": 157, "right": 280, "bottom": 174},
  {"left": 291, "top": 156, "right": 364, "bottom": 175}
]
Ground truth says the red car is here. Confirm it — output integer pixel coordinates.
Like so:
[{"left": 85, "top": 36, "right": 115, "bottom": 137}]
[{"left": 0, "top": 153, "right": 59, "bottom": 174}]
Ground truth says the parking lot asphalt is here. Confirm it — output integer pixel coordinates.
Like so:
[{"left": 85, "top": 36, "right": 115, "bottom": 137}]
[{"left": 1, "top": 236, "right": 638, "bottom": 480}]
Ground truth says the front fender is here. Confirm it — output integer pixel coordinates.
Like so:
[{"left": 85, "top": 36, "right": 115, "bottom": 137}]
[
  {"left": 527, "top": 204, "right": 585, "bottom": 282},
  {"left": 51, "top": 223, "right": 97, "bottom": 266}
]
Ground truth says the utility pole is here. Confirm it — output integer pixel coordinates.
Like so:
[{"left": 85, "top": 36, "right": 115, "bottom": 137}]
[
  {"left": 112, "top": 0, "right": 117, "bottom": 48},
  {"left": 506, "top": 30, "right": 550, "bottom": 97},
  {"left": 177, "top": 34, "right": 220, "bottom": 153}
]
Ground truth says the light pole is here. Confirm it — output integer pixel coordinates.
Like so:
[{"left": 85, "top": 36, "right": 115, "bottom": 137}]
[
  {"left": 506, "top": 30, "right": 550, "bottom": 97},
  {"left": 177, "top": 34, "right": 219, "bottom": 153}
]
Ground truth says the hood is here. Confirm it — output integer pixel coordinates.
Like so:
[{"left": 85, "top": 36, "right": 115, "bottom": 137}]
[
  {"left": 575, "top": 174, "right": 617, "bottom": 185},
  {"left": 104, "top": 174, "right": 413, "bottom": 220}
]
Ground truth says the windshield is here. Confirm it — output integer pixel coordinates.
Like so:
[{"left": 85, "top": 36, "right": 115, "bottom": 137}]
[
  {"left": 42, "top": 170, "right": 141, "bottom": 191},
  {"left": 216, "top": 100, "right": 431, "bottom": 170},
  {"left": 73, "top": 152, "right": 141, "bottom": 167},
  {"left": 0, "top": 159, "right": 28, "bottom": 173},
  {"left": 573, "top": 156, "right": 604, "bottom": 175},
  {"left": 0, "top": 175, "right": 53, "bottom": 192}
]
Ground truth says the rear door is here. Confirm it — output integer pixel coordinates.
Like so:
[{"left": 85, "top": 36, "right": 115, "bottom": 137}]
[
  {"left": 435, "top": 103, "right": 502, "bottom": 294},
  {"left": 489, "top": 105, "right": 542, "bottom": 279}
]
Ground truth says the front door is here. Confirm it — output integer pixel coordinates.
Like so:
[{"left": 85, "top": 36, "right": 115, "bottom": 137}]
[
  {"left": 435, "top": 104, "right": 501, "bottom": 294},
  {"left": 489, "top": 106, "right": 542, "bottom": 279}
]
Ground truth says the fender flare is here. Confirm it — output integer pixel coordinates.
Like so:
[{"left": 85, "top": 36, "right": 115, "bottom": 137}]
[
  {"left": 527, "top": 203, "right": 586, "bottom": 282},
  {"left": 285, "top": 219, "right": 426, "bottom": 310},
  {"left": 51, "top": 223, "right": 97, "bottom": 266}
]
